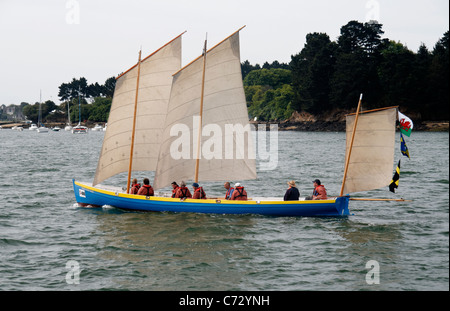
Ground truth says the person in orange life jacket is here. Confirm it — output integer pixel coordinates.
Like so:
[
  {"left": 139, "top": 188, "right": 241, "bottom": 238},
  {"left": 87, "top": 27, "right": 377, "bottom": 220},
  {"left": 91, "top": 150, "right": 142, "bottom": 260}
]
[
  {"left": 171, "top": 181, "right": 179, "bottom": 198},
  {"left": 130, "top": 178, "right": 141, "bottom": 194},
  {"left": 192, "top": 183, "right": 207, "bottom": 199},
  {"left": 137, "top": 178, "right": 154, "bottom": 196},
  {"left": 230, "top": 183, "right": 247, "bottom": 201},
  {"left": 284, "top": 180, "right": 300, "bottom": 201},
  {"left": 309, "top": 179, "right": 327, "bottom": 200},
  {"left": 224, "top": 182, "right": 234, "bottom": 200},
  {"left": 175, "top": 181, "right": 192, "bottom": 199}
]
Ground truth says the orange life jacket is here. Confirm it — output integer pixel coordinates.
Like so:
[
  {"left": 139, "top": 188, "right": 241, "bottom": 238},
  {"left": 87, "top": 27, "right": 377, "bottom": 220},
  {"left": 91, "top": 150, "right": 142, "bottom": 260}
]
[
  {"left": 233, "top": 187, "right": 247, "bottom": 200},
  {"left": 172, "top": 186, "right": 179, "bottom": 198},
  {"left": 131, "top": 183, "right": 141, "bottom": 194},
  {"left": 313, "top": 185, "right": 327, "bottom": 199},
  {"left": 195, "top": 187, "right": 206, "bottom": 199},
  {"left": 139, "top": 184, "right": 154, "bottom": 196},
  {"left": 178, "top": 186, "right": 191, "bottom": 198}
]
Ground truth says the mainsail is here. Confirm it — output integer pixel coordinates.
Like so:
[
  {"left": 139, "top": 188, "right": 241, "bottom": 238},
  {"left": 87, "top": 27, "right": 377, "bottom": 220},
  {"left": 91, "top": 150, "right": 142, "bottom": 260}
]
[
  {"left": 342, "top": 107, "right": 397, "bottom": 194},
  {"left": 153, "top": 27, "right": 257, "bottom": 189},
  {"left": 93, "top": 34, "right": 183, "bottom": 186}
]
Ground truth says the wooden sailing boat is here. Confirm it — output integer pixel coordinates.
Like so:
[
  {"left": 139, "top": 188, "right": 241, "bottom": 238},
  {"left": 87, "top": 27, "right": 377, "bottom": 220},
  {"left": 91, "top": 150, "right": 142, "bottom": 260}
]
[{"left": 73, "top": 28, "right": 400, "bottom": 217}]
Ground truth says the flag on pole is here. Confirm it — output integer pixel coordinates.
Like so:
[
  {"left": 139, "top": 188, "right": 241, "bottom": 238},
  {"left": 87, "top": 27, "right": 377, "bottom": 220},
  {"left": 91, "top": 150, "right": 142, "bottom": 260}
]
[
  {"left": 389, "top": 160, "right": 401, "bottom": 193},
  {"left": 398, "top": 112, "right": 413, "bottom": 137},
  {"left": 400, "top": 133, "right": 410, "bottom": 159}
]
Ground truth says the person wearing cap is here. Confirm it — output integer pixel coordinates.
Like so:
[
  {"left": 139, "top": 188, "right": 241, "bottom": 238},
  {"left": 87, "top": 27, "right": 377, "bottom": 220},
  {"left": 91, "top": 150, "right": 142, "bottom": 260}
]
[
  {"left": 310, "top": 179, "right": 327, "bottom": 200},
  {"left": 171, "top": 181, "right": 179, "bottom": 198},
  {"left": 137, "top": 178, "right": 154, "bottom": 196},
  {"left": 284, "top": 180, "right": 300, "bottom": 201},
  {"left": 192, "top": 183, "right": 207, "bottom": 199},
  {"left": 224, "top": 182, "right": 234, "bottom": 200},
  {"left": 175, "top": 181, "right": 192, "bottom": 199},
  {"left": 230, "top": 183, "right": 247, "bottom": 201},
  {"left": 130, "top": 178, "right": 141, "bottom": 195}
]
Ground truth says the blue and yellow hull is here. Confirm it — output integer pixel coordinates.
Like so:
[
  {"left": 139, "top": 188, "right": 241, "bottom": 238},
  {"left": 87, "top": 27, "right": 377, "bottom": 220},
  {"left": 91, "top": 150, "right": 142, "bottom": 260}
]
[{"left": 73, "top": 180, "right": 350, "bottom": 217}]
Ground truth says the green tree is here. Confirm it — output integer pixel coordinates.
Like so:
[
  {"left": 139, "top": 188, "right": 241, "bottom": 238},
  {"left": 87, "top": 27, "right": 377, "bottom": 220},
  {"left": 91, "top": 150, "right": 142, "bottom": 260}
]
[
  {"left": 23, "top": 104, "right": 38, "bottom": 123},
  {"left": 58, "top": 76, "right": 116, "bottom": 101},
  {"left": 377, "top": 41, "right": 416, "bottom": 107},
  {"left": 58, "top": 77, "right": 89, "bottom": 102},
  {"left": 103, "top": 77, "right": 116, "bottom": 98},
  {"left": 70, "top": 98, "right": 90, "bottom": 123},
  {"left": 426, "top": 31, "right": 449, "bottom": 120},
  {"left": 243, "top": 68, "right": 291, "bottom": 89},
  {"left": 330, "top": 21, "right": 385, "bottom": 109},
  {"left": 290, "top": 32, "right": 336, "bottom": 113},
  {"left": 241, "top": 60, "right": 260, "bottom": 80},
  {"left": 88, "top": 97, "right": 112, "bottom": 121},
  {"left": 248, "top": 84, "right": 294, "bottom": 121}
]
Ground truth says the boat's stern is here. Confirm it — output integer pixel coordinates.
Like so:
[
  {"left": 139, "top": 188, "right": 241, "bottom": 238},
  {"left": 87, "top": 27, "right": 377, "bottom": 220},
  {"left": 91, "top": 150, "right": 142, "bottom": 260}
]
[{"left": 335, "top": 195, "right": 351, "bottom": 216}]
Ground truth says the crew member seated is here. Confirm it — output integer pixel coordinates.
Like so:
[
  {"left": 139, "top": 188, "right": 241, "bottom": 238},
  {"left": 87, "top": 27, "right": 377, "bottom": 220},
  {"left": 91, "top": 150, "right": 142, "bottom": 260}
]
[
  {"left": 230, "top": 183, "right": 247, "bottom": 201},
  {"left": 306, "top": 179, "right": 327, "bottom": 200},
  {"left": 175, "top": 181, "right": 192, "bottom": 199},
  {"left": 137, "top": 178, "right": 154, "bottom": 196},
  {"left": 192, "top": 183, "right": 207, "bottom": 199}
]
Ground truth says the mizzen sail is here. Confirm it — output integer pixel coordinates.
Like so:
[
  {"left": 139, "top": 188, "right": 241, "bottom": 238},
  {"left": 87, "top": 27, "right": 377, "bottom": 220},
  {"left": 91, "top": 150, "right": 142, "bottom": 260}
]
[
  {"left": 342, "top": 107, "right": 397, "bottom": 194},
  {"left": 93, "top": 34, "right": 183, "bottom": 186},
  {"left": 153, "top": 27, "right": 256, "bottom": 190}
]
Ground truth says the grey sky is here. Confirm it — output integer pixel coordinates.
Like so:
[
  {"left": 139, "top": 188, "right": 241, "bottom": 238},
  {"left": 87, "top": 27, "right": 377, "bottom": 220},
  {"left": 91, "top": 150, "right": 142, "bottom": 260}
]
[{"left": 0, "top": 0, "right": 448, "bottom": 106}]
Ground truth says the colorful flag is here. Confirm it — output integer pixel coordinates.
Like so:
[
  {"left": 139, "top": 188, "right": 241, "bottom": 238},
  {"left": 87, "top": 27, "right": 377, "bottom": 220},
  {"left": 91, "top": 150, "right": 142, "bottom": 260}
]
[
  {"left": 389, "top": 160, "right": 401, "bottom": 193},
  {"left": 398, "top": 112, "right": 413, "bottom": 137},
  {"left": 400, "top": 133, "right": 410, "bottom": 159}
]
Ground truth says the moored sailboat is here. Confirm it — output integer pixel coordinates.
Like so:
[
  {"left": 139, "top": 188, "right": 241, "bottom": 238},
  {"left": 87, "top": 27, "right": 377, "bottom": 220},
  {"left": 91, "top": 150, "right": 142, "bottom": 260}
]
[
  {"left": 72, "top": 87, "right": 88, "bottom": 134},
  {"left": 64, "top": 100, "right": 73, "bottom": 131},
  {"left": 73, "top": 28, "right": 403, "bottom": 217},
  {"left": 36, "top": 90, "right": 49, "bottom": 133}
]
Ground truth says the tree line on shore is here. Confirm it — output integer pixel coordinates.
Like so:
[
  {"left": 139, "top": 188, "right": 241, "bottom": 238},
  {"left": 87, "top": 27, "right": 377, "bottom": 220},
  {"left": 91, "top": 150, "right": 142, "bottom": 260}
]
[
  {"left": 243, "top": 20, "right": 449, "bottom": 122},
  {"left": 10, "top": 20, "right": 448, "bottom": 124},
  {"left": 17, "top": 77, "right": 115, "bottom": 124}
]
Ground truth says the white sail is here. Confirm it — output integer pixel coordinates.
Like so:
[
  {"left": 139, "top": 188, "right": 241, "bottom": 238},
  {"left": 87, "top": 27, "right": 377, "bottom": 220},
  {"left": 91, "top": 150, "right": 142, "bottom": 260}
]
[
  {"left": 342, "top": 107, "right": 397, "bottom": 194},
  {"left": 153, "top": 28, "right": 256, "bottom": 190},
  {"left": 93, "top": 34, "right": 183, "bottom": 186}
]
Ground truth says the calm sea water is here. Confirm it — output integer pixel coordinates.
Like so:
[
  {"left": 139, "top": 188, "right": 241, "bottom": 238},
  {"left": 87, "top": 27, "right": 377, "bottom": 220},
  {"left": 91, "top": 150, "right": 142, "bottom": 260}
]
[{"left": 0, "top": 129, "right": 448, "bottom": 291}]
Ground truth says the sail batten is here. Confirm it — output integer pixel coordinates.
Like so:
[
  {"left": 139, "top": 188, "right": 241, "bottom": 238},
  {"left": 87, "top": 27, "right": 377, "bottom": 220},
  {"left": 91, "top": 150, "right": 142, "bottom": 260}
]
[
  {"left": 342, "top": 107, "right": 397, "bottom": 194},
  {"left": 93, "top": 35, "right": 183, "bottom": 186}
]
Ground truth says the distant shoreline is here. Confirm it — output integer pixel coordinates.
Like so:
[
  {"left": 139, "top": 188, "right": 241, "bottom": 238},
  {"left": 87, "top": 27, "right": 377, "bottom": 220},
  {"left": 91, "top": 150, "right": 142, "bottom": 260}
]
[
  {"left": 1, "top": 120, "right": 448, "bottom": 132},
  {"left": 252, "top": 120, "right": 449, "bottom": 132}
]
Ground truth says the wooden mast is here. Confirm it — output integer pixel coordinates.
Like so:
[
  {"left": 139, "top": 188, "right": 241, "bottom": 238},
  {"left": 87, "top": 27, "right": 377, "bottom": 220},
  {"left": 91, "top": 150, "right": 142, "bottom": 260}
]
[
  {"left": 126, "top": 49, "right": 142, "bottom": 193},
  {"left": 194, "top": 35, "right": 207, "bottom": 183},
  {"left": 340, "top": 93, "right": 363, "bottom": 196}
]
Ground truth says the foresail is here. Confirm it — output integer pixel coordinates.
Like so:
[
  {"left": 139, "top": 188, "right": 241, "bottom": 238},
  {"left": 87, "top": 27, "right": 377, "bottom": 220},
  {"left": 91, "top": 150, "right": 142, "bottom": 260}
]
[
  {"left": 342, "top": 107, "right": 397, "bottom": 194},
  {"left": 93, "top": 35, "right": 182, "bottom": 186},
  {"left": 153, "top": 29, "right": 257, "bottom": 190}
]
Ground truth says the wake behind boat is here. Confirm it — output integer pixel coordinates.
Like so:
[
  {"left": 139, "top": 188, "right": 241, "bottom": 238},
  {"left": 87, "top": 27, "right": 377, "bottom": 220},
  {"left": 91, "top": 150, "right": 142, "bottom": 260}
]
[{"left": 73, "top": 27, "right": 404, "bottom": 217}]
